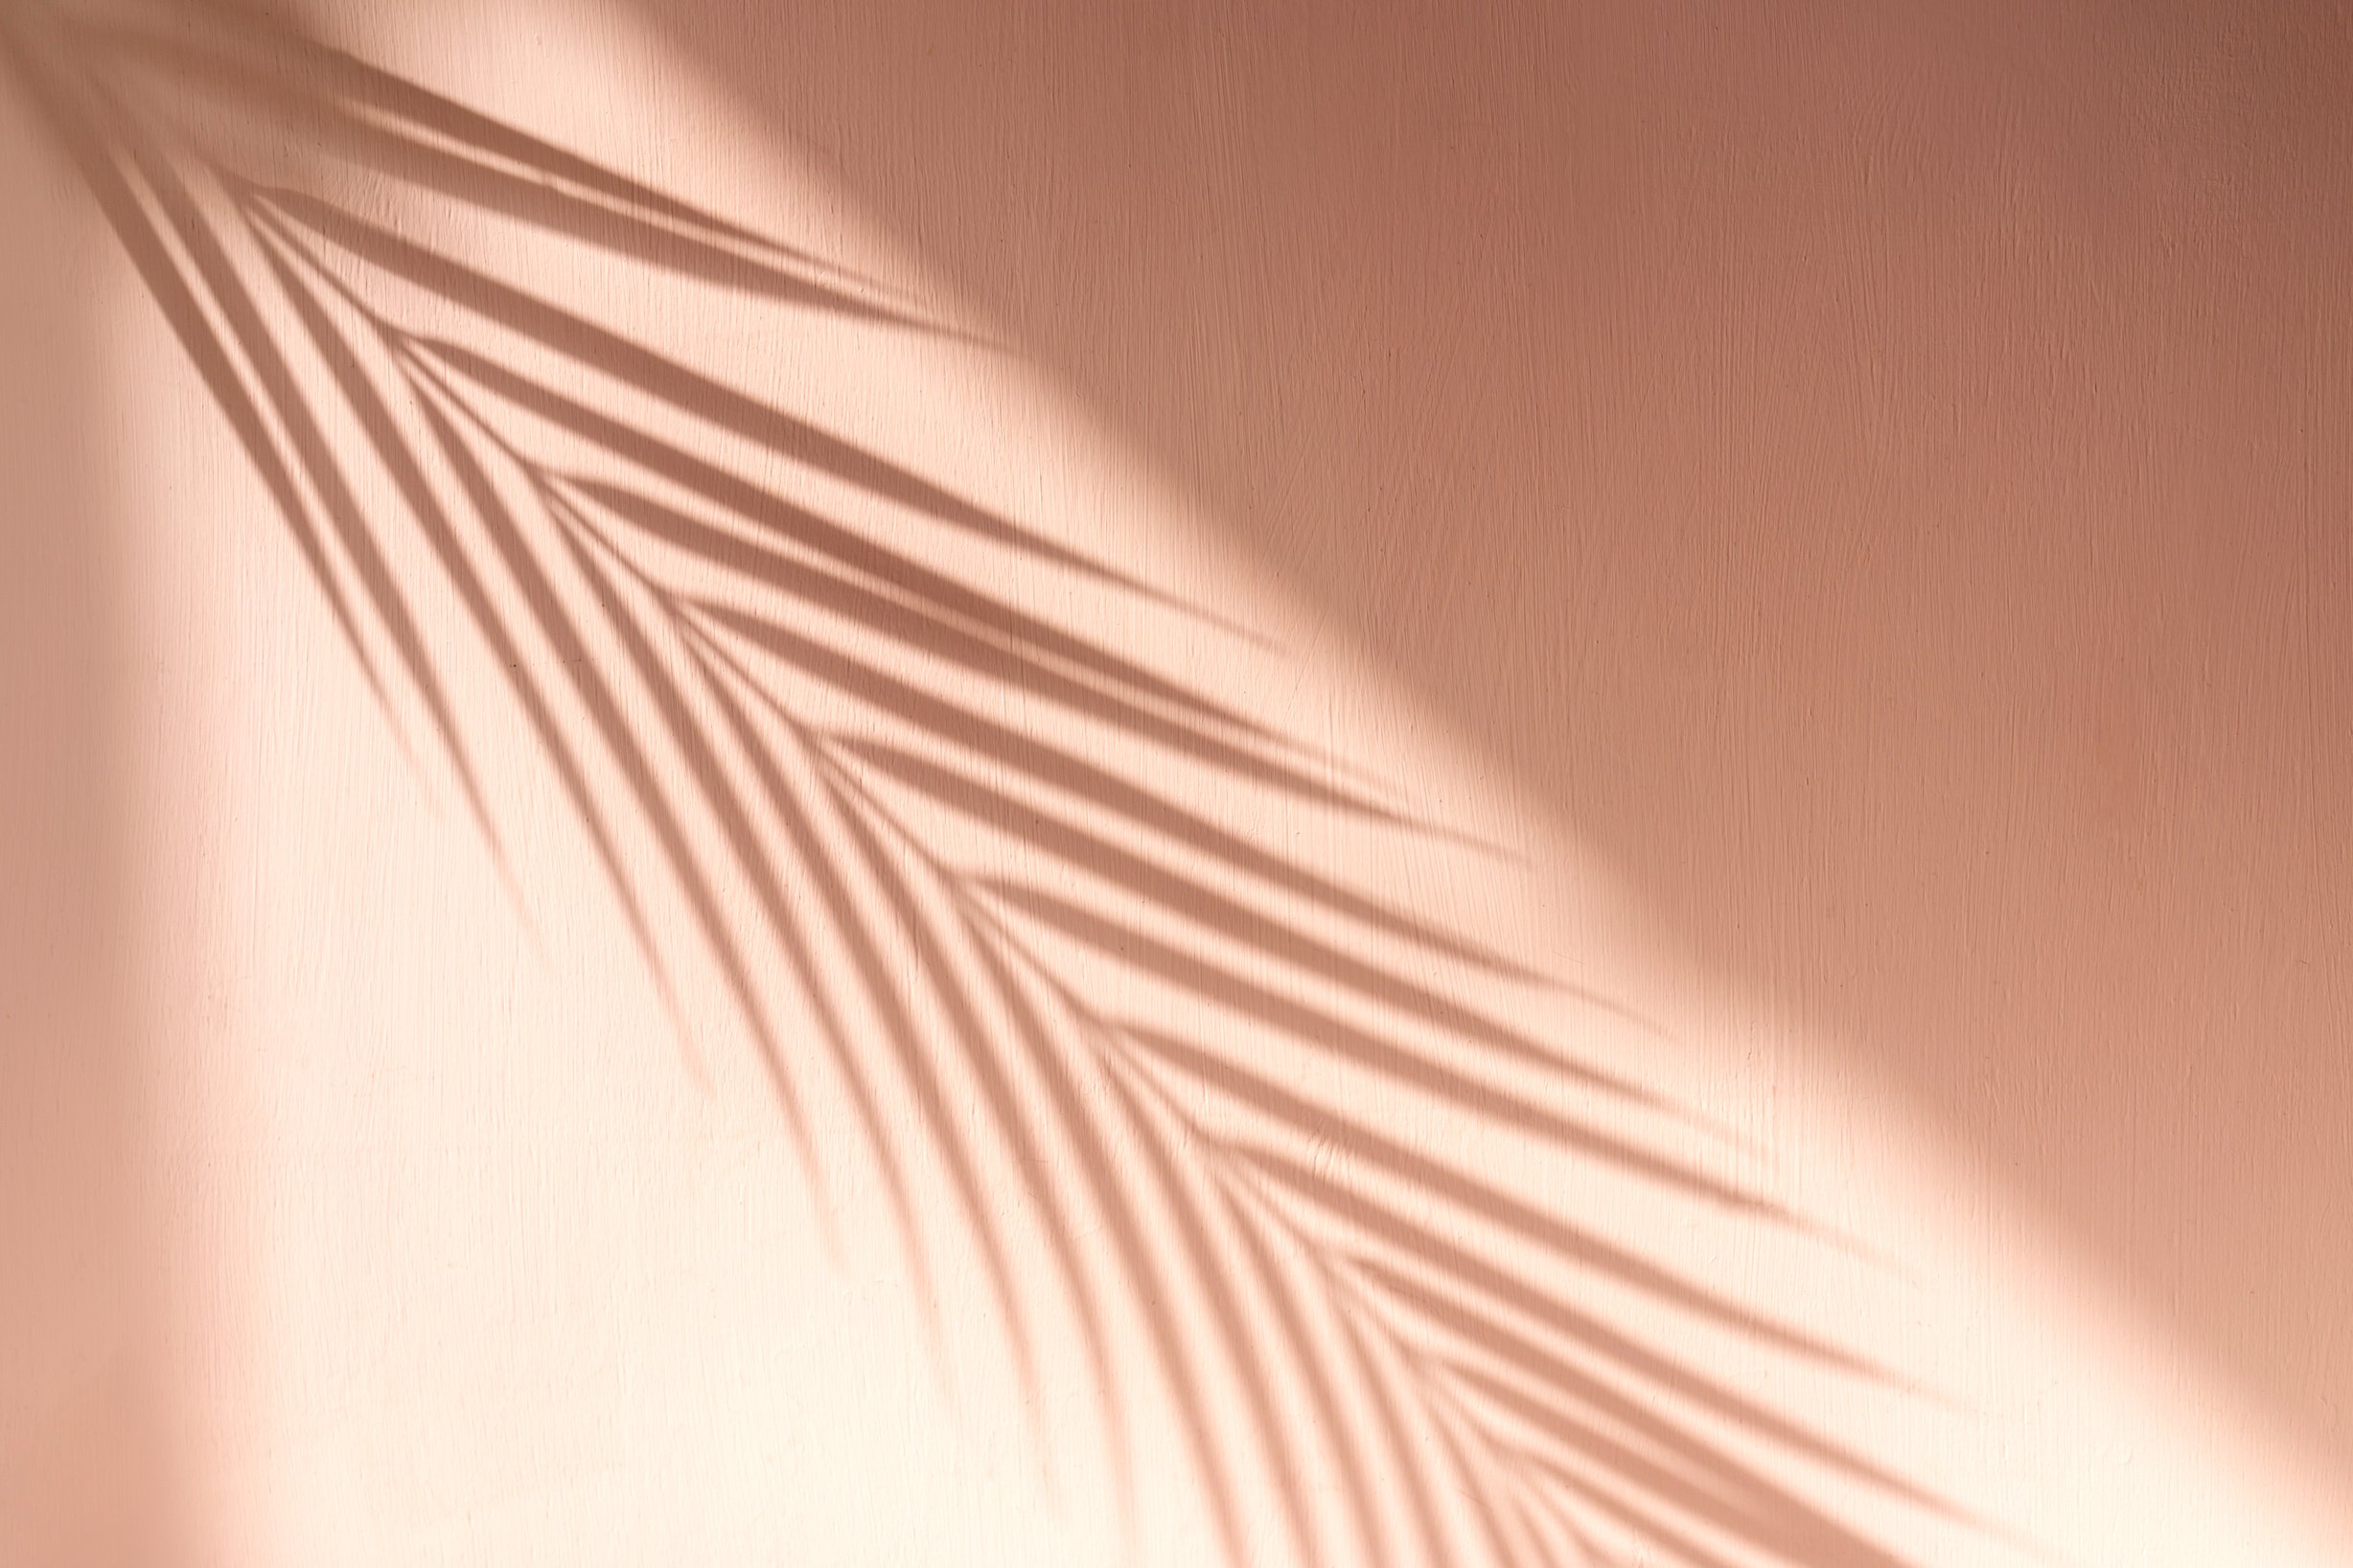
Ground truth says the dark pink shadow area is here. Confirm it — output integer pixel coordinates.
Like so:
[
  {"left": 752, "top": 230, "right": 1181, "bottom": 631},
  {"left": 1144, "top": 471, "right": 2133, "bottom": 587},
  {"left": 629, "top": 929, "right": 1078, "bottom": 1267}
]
[
  {"left": 627, "top": 0, "right": 2353, "bottom": 1479},
  {"left": 0, "top": 72, "right": 184, "bottom": 1566}
]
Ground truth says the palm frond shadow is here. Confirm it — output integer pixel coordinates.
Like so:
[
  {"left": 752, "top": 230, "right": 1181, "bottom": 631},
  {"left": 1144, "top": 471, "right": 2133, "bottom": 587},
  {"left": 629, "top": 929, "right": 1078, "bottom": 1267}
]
[{"left": 4, "top": 4, "right": 1988, "bottom": 1562}]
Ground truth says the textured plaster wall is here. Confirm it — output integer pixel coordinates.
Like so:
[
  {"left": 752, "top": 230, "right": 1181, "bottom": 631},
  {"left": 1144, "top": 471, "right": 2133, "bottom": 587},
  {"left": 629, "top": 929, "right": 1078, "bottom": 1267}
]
[
  {"left": 635, "top": 0, "right": 2353, "bottom": 1481},
  {"left": 1, "top": 64, "right": 179, "bottom": 1565},
  {"left": 3, "top": 1, "right": 2349, "bottom": 1565}
]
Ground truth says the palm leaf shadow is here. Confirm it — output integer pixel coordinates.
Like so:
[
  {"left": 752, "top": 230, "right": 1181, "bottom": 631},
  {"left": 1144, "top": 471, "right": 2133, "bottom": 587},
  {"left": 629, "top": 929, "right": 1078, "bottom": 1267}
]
[{"left": 2, "top": 4, "right": 1989, "bottom": 1563}]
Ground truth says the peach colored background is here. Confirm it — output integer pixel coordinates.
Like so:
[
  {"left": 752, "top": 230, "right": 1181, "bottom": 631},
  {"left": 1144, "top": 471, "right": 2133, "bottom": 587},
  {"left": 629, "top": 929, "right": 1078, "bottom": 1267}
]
[{"left": 4, "top": 1, "right": 2349, "bottom": 1563}]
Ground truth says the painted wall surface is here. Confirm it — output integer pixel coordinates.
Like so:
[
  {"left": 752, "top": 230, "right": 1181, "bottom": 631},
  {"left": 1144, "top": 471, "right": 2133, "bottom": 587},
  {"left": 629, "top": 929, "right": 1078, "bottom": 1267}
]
[
  {"left": 2, "top": 1, "right": 2348, "bottom": 1565},
  {"left": 0, "top": 59, "right": 183, "bottom": 1564}
]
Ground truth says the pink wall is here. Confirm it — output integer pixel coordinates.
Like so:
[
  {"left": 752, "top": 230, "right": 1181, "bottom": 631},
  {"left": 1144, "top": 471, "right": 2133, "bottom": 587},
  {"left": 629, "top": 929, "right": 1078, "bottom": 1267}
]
[
  {"left": 0, "top": 65, "right": 180, "bottom": 1561},
  {"left": 4, "top": 1, "right": 2349, "bottom": 1563},
  {"left": 639, "top": 0, "right": 2353, "bottom": 1481}
]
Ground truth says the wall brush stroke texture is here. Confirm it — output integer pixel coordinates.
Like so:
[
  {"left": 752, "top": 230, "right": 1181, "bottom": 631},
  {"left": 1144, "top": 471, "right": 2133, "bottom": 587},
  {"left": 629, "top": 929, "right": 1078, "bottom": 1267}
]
[{"left": 2, "top": 1, "right": 2348, "bottom": 1565}]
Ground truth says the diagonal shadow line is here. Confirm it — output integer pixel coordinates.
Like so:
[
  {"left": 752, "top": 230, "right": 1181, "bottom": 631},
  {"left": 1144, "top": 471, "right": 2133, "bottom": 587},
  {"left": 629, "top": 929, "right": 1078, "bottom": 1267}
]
[
  {"left": 1327, "top": 1288, "right": 1459, "bottom": 1568},
  {"left": 248, "top": 182, "right": 1208, "bottom": 609},
  {"left": 822, "top": 703, "right": 1914, "bottom": 1561},
  {"left": 399, "top": 352, "right": 673, "bottom": 997},
  {"left": 815, "top": 696, "right": 1492, "bottom": 1562},
  {"left": 92, "top": 87, "right": 505, "bottom": 860},
  {"left": 547, "top": 493, "right": 831, "bottom": 1160},
  {"left": 975, "top": 874, "right": 1954, "bottom": 1566},
  {"left": 801, "top": 743, "right": 1051, "bottom": 1421},
  {"left": 1092, "top": 993, "right": 1863, "bottom": 1563},
  {"left": 1355, "top": 1256, "right": 1951, "bottom": 1518},
  {"left": 1370, "top": 1229, "right": 1921, "bottom": 1501},
  {"left": 1224, "top": 1130, "right": 1880, "bottom": 1377},
  {"left": 840, "top": 736, "right": 1674, "bottom": 1097},
  {"left": 389, "top": 338, "right": 692, "bottom": 1014},
  {"left": 697, "top": 582, "right": 1302, "bottom": 1515},
  {"left": 401, "top": 329, "right": 1279, "bottom": 745},
  {"left": 66, "top": 0, "right": 876, "bottom": 286},
  {"left": 1, "top": 8, "right": 1981, "bottom": 1565},
  {"left": 1101, "top": 1050, "right": 1329, "bottom": 1568},
  {"left": 1429, "top": 1376, "right": 1551, "bottom": 1568},
  {"left": 426, "top": 298, "right": 1260, "bottom": 1507},
  {"left": 688, "top": 634, "right": 957, "bottom": 1360},
  {"left": 576, "top": 477, "right": 1291, "bottom": 771},
  {"left": 1217, "top": 1184, "right": 1403, "bottom": 1568},
  {"left": 1496, "top": 1425, "right": 1751, "bottom": 1568},
  {"left": 1104, "top": 1016, "right": 1511, "bottom": 1568},
  {"left": 0, "top": 7, "right": 388, "bottom": 721},
  {"left": 923, "top": 860, "right": 1261, "bottom": 1563},
  {"left": 573, "top": 477, "right": 1374, "bottom": 809},
  {"left": 696, "top": 592, "right": 1466, "bottom": 874},
  {"left": 990, "top": 883, "right": 1774, "bottom": 1215},
  {"left": 1336, "top": 1214, "right": 1571, "bottom": 1563},
  {"left": 1445, "top": 1353, "right": 1914, "bottom": 1568},
  {"left": 856, "top": 749, "right": 1901, "bottom": 1563},
  {"left": 87, "top": 20, "right": 953, "bottom": 334}
]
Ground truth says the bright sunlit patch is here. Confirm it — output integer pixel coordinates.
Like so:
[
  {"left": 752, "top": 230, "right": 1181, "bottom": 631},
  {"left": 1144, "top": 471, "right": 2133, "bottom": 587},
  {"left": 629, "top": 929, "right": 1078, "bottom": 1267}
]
[{"left": 33, "top": 0, "right": 2350, "bottom": 1563}]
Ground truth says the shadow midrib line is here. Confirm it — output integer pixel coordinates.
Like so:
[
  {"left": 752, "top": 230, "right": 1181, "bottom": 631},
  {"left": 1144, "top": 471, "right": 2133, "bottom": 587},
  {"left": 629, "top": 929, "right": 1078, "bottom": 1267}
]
[{"left": 0, "top": 7, "right": 1972, "bottom": 1565}]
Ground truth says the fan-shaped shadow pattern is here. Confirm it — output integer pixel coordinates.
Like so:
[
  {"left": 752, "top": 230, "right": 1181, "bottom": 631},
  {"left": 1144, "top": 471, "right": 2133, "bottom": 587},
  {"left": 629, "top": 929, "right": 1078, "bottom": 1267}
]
[{"left": 1, "top": 3, "right": 1982, "bottom": 1562}]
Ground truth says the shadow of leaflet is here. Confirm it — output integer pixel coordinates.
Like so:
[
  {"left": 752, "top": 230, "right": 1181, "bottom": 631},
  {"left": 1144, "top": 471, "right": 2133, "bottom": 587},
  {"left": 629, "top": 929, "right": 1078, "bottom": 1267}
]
[{"left": 0, "top": 3, "right": 1990, "bottom": 1562}]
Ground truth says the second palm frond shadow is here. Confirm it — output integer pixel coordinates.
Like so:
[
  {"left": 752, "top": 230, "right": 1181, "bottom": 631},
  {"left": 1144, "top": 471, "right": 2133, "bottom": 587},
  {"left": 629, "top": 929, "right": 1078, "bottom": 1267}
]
[{"left": 0, "top": 2, "right": 1985, "bottom": 1563}]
